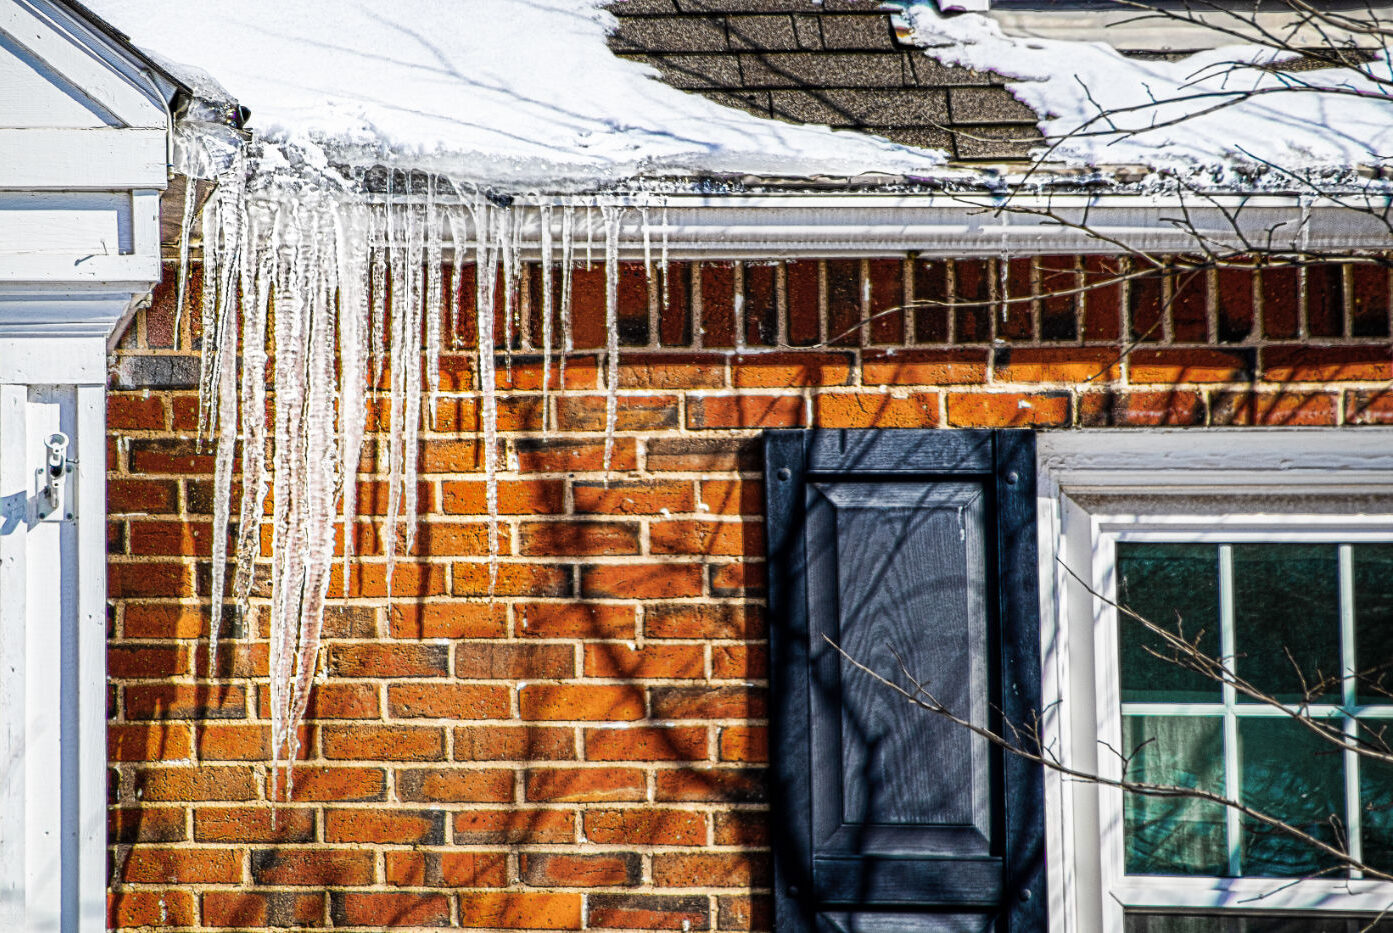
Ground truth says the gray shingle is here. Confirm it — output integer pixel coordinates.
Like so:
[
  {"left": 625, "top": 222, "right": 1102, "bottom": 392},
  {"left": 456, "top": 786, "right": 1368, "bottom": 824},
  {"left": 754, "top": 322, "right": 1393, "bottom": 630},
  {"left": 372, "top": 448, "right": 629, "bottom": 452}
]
[
  {"left": 953, "top": 123, "right": 1042, "bottom": 160},
  {"left": 676, "top": 0, "right": 825, "bottom": 11},
  {"left": 606, "top": 0, "right": 682, "bottom": 12},
  {"left": 905, "top": 51, "right": 1001, "bottom": 88},
  {"left": 949, "top": 86, "right": 1039, "bottom": 124},
  {"left": 703, "top": 89, "right": 774, "bottom": 117},
  {"left": 611, "top": 15, "right": 728, "bottom": 52},
  {"left": 619, "top": 53, "right": 745, "bottom": 88},
  {"left": 725, "top": 15, "right": 802, "bottom": 51},
  {"left": 818, "top": 14, "right": 896, "bottom": 50},
  {"left": 790, "top": 14, "right": 823, "bottom": 49},
  {"left": 769, "top": 88, "right": 948, "bottom": 125},
  {"left": 867, "top": 126, "right": 956, "bottom": 151},
  {"left": 739, "top": 52, "right": 906, "bottom": 88}
]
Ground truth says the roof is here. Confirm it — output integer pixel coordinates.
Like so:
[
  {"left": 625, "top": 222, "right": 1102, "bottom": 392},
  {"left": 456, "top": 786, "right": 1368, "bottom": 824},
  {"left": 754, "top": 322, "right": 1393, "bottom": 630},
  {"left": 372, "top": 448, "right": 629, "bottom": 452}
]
[{"left": 604, "top": 0, "right": 1042, "bottom": 162}]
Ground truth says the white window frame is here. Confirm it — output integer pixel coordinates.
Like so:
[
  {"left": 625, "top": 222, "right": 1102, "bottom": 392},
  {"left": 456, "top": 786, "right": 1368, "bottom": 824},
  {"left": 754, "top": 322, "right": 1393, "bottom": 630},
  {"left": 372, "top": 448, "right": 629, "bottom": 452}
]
[{"left": 1037, "top": 429, "right": 1393, "bottom": 933}]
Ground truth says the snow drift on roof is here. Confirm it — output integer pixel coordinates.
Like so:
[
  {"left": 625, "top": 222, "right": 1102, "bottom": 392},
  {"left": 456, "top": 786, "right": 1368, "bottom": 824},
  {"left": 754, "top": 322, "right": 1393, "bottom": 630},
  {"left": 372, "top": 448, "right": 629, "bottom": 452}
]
[
  {"left": 899, "top": 2, "right": 1393, "bottom": 178},
  {"left": 83, "top": 0, "right": 948, "bottom": 186}
]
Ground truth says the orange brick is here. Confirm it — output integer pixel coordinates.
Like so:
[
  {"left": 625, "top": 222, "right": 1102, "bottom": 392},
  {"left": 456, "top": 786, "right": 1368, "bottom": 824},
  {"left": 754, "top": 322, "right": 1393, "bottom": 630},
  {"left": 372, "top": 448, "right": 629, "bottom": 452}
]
[
  {"left": 946, "top": 392, "right": 1070, "bottom": 427},
  {"left": 655, "top": 767, "right": 765, "bottom": 802},
  {"left": 336, "top": 561, "right": 447, "bottom": 598},
  {"left": 521, "top": 851, "right": 641, "bottom": 887},
  {"left": 583, "top": 808, "right": 706, "bottom": 846},
  {"left": 124, "top": 684, "right": 245, "bottom": 720},
  {"left": 329, "top": 643, "right": 448, "bottom": 678},
  {"left": 108, "top": 479, "right": 178, "bottom": 514},
  {"left": 652, "top": 852, "right": 771, "bottom": 888},
  {"left": 686, "top": 394, "right": 804, "bottom": 429},
  {"left": 120, "top": 847, "right": 242, "bottom": 884},
  {"left": 651, "top": 686, "right": 765, "bottom": 720},
  {"left": 1129, "top": 348, "right": 1253, "bottom": 383},
  {"left": 108, "top": 561, "right": 189, "bottom": 599},
  {"left": 110, "top": 807, "right": 187, "bottom": 844},
  {"left": 127, "top": 520, "right": 214, "bottom": 556},
  {"left": 458, "top": 892, "right": 582, "bottom": 930},
  {"left": 619, "top": 353, "right": 727, "bottom": 389},
  {"left": 520, "top": 684, "right": 644, "bottom": 721},
  {"left": 589, "top": 894, "right": 711, "bottom": 931},
  {"left": 580, "top": 563, "right": 704, "bottom": 599},
  {"left": 455, "top": 643, "right": 575, "bottom": 679},
  {"left": 386, "top": 684, "right": 511, "bottom": 719},
  {"left": 584, "top": 643, "right": 705, "bottom": 680},
  {"left": 322, "top": 725, "right": 445, "bottom": 761},
  {"left": 646, "top": 604, "right": 764, "bottom": 639},
  {"left": 283, "top": 766, "right": 386, "bottom": 802},
  {"left": 711, "top": 561, "right": 765, "bottom": 598},
  {"left": 132, "top": 766, "right": 257, "bottom": 802},
  {"left": 1079, "top": 390, "right": 1205, "bottom": 427},
  {"left": 1210, "top": 390, "right": 1337, "bottom": 426},
  {"left": 453, "top": 808, "right": 576, "bottom": 844},
  {"left": 524, "top": 767, "right": 647, "bottom": 802},
  {"left": 202, "top": 892, "right": 323, "bottom": 928},
  {"left": 995, "top": 347, "right": 1120, "bottom": 382},
  {"left": 714, "top": 811, "right": 771, "bottom": 847},
  {"left": 862, "top": 348, "right": 989, "bottom": 385},
  {"left": 712, "top": 644, "right": 767, "bottom": 680},
  {"left": 1262, "top": 345, "right": 1393, "bottom": 382},
  {"left": 441, "top": 479, "right": 566, "bottom": 514},
  {"left": 717, "top": 894, "right": 771, "bottom": 932},
  {"left": 515, "top": 437, "right": 639, "bottom": 472},
  {"left": 395, "top": 767, "right": 514, "bottom": 803},
  {"left": 585, "top": 725, "right": 708, "bottom": 761},
  {"left": 518, "top": 521, "right": 641, "bottom": 556},
  {"left": 120, "top": 604, "right": 205, "bottom": 639},
  {"left": 194, "top": 807, "right": 315, "bottom": 843},
  {"left": 719, "top": 726, "right": 769, "bottom": 762},
  {"left": 109, "top": 645, "right": 185, "bottom": 679},
  {"left": 517, "top": 602, "right": 636, "bottom": 639},
  {"left": 108, "top": 394, "right": 167, "bottom": 430},
  {"left": 109, "top": 891, "right": 195, "bottom": 928},
  {"left": 453, "top": 562, "right": 573, "bottom": 598},
  {"left": 251, "top": 848, "right": 376, "bottom": 885},
  {"left": 731, "top": 352, "right": 853, "bottom": 387},
  {"left": 650, "top": 519, "right": 764, "bottom": 557},
  {"left": 325, "top": 809, "right": 446, "bottom": 844},
  {"left": 454, "top": 725, "right": 576, "bottom": 761},
  {"left": 390, "top": 602, "right": 506, "bottom": 638},
  {"left": 556, "top": 394, "right": 680, "bottom": 431},
  {"left": 386, "top": 851, "right": 508, "bottom": 887},
  {"left": 573, "top": 480, "right": 694, "bottom": 515},
  {"left": 697, "top": 479, "right": 762, "bottom": 516},
  {"left": 813, "top": 392, "right": 941, "bottom": 428},
  {"left": 333, "top": 892, "right": 453, "bottom": 928},
  {"left": 419, "top": 438, "right": 490, "bottom": 473}
]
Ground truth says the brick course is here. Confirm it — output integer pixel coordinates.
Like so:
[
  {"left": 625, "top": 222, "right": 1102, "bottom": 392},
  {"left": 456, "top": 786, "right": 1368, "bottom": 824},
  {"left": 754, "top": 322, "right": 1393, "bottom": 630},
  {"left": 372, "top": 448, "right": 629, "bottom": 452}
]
[{"left": 108, "top": 255, "right": 1392, "bottom": 930}]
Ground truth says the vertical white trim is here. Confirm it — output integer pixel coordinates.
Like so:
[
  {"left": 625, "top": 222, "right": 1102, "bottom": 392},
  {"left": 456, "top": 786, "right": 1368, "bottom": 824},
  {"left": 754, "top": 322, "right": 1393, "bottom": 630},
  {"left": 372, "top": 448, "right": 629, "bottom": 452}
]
[
  {"left": 0, "top": 384, "right": 28, "bottom": 932},
  {"left": 74, "top": 384, "right": 106, "bottom": 930},
  {"left": 1218, "top": 544, "right": 1242, "bottom": 877},
  {"left": 1339, "top": 544, "right": 1363, "bottom": 876}
]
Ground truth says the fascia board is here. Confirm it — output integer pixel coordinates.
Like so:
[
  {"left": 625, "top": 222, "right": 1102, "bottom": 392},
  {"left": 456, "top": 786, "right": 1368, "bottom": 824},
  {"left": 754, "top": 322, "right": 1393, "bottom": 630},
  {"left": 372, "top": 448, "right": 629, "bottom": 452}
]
[
  {"left": 0, "top": 127, "right": 167, "bottom": 188},
  {"left": 428, "top": 193, "right": 1393, "bottom": 259},
  {"left": 3, "top": 0, "right": 167, "bottom": 129}
]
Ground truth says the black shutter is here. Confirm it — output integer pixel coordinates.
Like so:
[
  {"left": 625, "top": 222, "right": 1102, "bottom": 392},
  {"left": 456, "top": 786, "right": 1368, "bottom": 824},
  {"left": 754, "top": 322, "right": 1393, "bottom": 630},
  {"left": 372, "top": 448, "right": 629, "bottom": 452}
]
[{"left": 765, "top": 430, "right": 1045, "bottom": 933}]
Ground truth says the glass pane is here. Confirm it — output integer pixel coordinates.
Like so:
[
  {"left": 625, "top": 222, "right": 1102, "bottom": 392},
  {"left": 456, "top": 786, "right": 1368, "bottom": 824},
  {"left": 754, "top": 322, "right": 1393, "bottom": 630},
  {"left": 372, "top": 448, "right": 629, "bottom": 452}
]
[
  {"left": 1358, "top": 722, "right": 1393, "bottom": 871},
  {"left": 1124, "top": 915, "right": 1229, "bottom": 933},
  {"left": 1232, "top": 545, "right": 1341, "bottom": 704},
  {"left": 1238, "top": 718, "right": 1346, "bottom": 876},
  {"left": 1352, "top": 545, "right": 1393, "bottom": 706},
  {"left": 1117, "top": 544, "right": 1221, "bottom": 703},
  {"left": 1123, "top": 715, "right": 1228, "bottom": 875}
]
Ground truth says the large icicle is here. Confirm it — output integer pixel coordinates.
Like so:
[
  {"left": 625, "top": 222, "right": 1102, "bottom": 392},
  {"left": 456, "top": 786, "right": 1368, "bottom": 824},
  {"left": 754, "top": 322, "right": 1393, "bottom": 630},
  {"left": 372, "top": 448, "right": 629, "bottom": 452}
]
[
  {"left": 559, "top": 203, "right": 575, "bottom": 389},
  {"left": 601, "top": 204, "right": 621, "bottom": 475},
  {"left": 471, "top": 196, "right": 502, "bottom": 592},
  {"left": 537, "top": 197, "right": 554, "bottom": 433},
  {"left": 426, "top": 179, "right": 445, "bottom": 431}
]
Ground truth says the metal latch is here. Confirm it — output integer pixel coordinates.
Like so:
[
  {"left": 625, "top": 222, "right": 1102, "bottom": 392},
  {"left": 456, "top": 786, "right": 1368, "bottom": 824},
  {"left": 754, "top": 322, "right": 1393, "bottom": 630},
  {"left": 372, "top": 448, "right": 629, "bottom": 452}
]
[{"left": 40, "top": 432, "right": 74, "bottom": 520}]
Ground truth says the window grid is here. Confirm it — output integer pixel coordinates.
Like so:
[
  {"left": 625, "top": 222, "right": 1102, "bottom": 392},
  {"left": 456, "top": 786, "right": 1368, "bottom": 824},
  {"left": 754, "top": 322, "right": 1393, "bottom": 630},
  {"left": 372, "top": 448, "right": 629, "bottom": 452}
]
[{"left": 1119, "top": 541, "right": 1393, "bottom": 880}]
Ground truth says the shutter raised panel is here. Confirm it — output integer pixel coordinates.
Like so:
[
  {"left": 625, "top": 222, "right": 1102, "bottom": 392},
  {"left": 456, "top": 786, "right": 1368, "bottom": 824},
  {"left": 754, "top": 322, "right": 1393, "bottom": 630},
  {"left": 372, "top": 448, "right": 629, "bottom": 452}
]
[{"left": 767, "top": 430, "right": 1045, "bottom": 933}]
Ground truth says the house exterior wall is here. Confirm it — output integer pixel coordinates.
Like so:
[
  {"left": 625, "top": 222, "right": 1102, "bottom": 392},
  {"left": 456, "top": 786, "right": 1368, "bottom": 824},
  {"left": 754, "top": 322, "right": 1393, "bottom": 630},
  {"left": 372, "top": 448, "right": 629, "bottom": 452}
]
[{"left": 104, "top": 254, "right": 1393, "bottom": 931}]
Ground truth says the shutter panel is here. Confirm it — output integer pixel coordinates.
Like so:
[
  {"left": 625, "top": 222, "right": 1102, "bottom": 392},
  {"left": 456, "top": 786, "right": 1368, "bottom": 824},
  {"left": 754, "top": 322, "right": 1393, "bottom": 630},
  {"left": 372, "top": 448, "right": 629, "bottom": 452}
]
[{"left": 766, "top": 430, "right": 1044, "bottom": 933}]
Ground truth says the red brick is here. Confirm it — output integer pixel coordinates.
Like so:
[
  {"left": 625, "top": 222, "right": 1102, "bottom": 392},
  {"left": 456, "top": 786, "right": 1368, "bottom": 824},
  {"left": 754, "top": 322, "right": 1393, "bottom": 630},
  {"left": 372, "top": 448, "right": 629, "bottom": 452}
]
[
  {"left": 1129, "top": 348, "right": 1254, "bottom": 383},
  {"left": 109, "top": 645, "right": 185, "bottom": 679},
  {"left": 329, "top": 643, "right": 448, "bottom": 678},
  {"left": 517, "top": 602, "right": 635, "bottom": 639},
  {"left": 573, "top": 480, "right": 694, "bottom": 515},
  {"left": 524, "top": 767, "right": 647, "bottom": 802},
  {"left": 109, "top": 807, "right": 187, "bottom": 844},
  {"left": 458, "top": 892, "right": 582, "bottom": 930},
  {"left": 453, "top": 562, "right": 573, "bottom": 598},
  {"left": 325, "top": 808, "right": 445, "bottom": 844},
  {"left": 122, "top": 603, "right": 206, "bottom": 639},
  {"left": 441, "top": 478, "right": 566, "bottom": 514},
  {"left": 697, "top": 479, "right": 761, "bottom": 516},
  {"left": 1210, "top": 390, "right": 1337, "bottom": 426},
  {"left": 337, "top": 561, "right": 446, "bottom": 598},
  {"left": 132, "top": 766, "right": 256, "bottom": 801},
  {"left": 719, "top": 725, "right": 769, "bottom": 762},
  {"left": 196, "top": 724, "right": 313, "bottom": 762},
  {"left": 128, "top": 439, "right": 215, "bottom": 474},
  {"left": 386, "top": 684, "right": 511, "bottom": 719},
  {"left": 108, "top": 561, "right": 189, "bottom": 599},
  {"left": 653, "top": 852, "right": 771, "bottom": 888},
  {"left": 711, "top": 561, "right": 765, "bottom": 598},
  {"left": 322, "top": 725, "right": 445, "bottom": 760},
  {"left": 713, "top": 644, "right": 767, "bottom": 680},
  {"left": 644, "top": 437, "right": 759, "bottom": 472},
  {"left": 581, "top": 563, "right": 704, "bottom": 599},
  {"left": 494, "top": 355, "right": 598, "bottom": 390},
  {"left": 519, "top": 521, "right": 641, "bottom": 556},
  {"left": 813, "top": 392, "right": 941, "bottom": 428},
  {"left": 514, "top": 437, "right": 639, "bottom": 472},
  {"left": 868, "top": 258, "right": 905, "bottom": 343},
  {"left": 585, "top": 725, "right": 708, "bottom": 761},
  {"left": 1078, "top": 390, "right": 1205, "bottom": 427},
  {"left": 718, "top": 894, "right": 772, "bottom": 932},
  {"left": 251, "top": 848, "right": 376, "bottom": 885},
  {"left": 1262, "top": 266, "right": 1300, "bottom": 338},
  {"left": 108, "top": 479, "right": 178, "bottom": 514},
  {"left": 556, "top": 394, "right": 680, "bottom": 431},
  {"left": 945, "top": 392, "right": 1070, "bottom": 427},
  {"left": 396, "top": 767, "right": 514, "bottom": 803},
  {"left": 194, "top": 807, "right": 315, "bottom": 843},
  {"left": 454, "top": 725, "right": 576, "bottom": 761},
  {"left": 109, "top": 891, "right": 195, "bottom": 928},
  {"left": 333, "top": 892, "right": 452, "bottom": 928},
  {"left": 1347, "top": 388, "right": 1393, "bottom": 424},
  {"left": 651, "top": 686, "right": 765, "bottom": 720},
  {"left": 124, "top": 684, "right": 245, "bottom": 720},
  {"left": 584, "top": 644, "right": 705, "bottom": 680},
  {"left": 584, "top": 808, "right": 706, "bottom": 846},
  {"left": 253, "top": 681, "right": 379, "bottom": 720},
  {"left": 995, "top": 347, "right": 1119, "bottom": 382},
  {"left": 732, "top": 352, "right": 852, "bottom": 388},
  {"left": 390, "top": 602, "right": 506, "bottom": 638},
  {"left": 520, "top": 684, "right": 644, "bottom": 721},
  {"left": 120, "top": 846, "right": 242, "bottom": 883},
  {"left": 655, "top": 767, "right": 766, "bottom": 803},
  {"left": 1217, "top": 264, "right": 1256, "bottom": 342},
  {"left": 521, "top": 852, "right": 641, "bottom": 887},
  {"left": 456, "top": 643, "right": 575, "bottom": 679},
  {"left": 588, "top": 894, "right": 711, "bottom": 931},
  {"left": 283, "top": 766, "right": 386, "bottom": 802},
  {"left": 1261, "top": 345, "right": 1392, "bottom": 382},
  {"left": 197, "top": 642, "right": 270, "bottom": 679},
  {"left": 646, "top": 604, "right": 765, "bottom": 639},
  {"left": 687, "top": 394, "right": 804, "bottom": 429},
  {"left": 201, "top": 891, "right": 323, "bottom": 928},
  {"left": 386, "top": 851, "right": 508, "bottom": 887},
  {"left": 714, "top": 811, "right": 771, "bottom": 847},
  {"left": 453, "top": 808, "right": 576, "bottom": 844},
  {"left": 419, "top": 438, "right": 490, "bottom": 473}
]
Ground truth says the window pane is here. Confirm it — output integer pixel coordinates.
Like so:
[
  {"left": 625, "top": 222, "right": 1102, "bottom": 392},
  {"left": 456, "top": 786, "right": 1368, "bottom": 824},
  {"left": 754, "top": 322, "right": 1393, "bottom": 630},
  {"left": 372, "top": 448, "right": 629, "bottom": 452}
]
[
  {"left": 1118, "top": 544, "right": 1221, "bottom": 703},
  {"left": 1352, "top": 545, "right": 1393, "bottom": 707},
  {"left": 1358, "top": 722, "right": 1393, "bottom": 871},
  {"left": 1123, "top": 715, "right": 1228, "bottom": 875},
  {"left": 1238, "top": 718, "right": 1346, "bottom": 876},
  {"left": 1232, "top": 545, "right": 1341, "bottom": 704}
]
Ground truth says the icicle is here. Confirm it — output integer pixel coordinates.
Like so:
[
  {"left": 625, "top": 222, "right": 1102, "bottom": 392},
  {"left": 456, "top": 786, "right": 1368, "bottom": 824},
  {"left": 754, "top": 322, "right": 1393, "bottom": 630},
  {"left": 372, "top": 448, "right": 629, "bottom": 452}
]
[
  {"left": 370, "top": 208, "right": 387, "bottom": 386},
  {"left": 559, "top": 203, "right": 575, "bottom": 390},
  {"left": 471, "top": 196, "right": 501, "bottom": 593},
  {"left": 498, "top": 207, "right": 515, "bottom": 381},
  {"left": 402, "top": 178, "right": 426, "bottom": 557},
  {"left": 660, "top": 199, "right": 671, "bottom": 315},
  {"left": 426, "top": 177, "right": 444, "bottom": 431},
  {"left": 382, "top": 182, "right": 409, "bottom": 598},
  {"left": 335, "top": 202, "right": 371, "bottom": 599},
  {"left": 233, "top": 204, "right": 271, "bottom": 620},
  {"left": 998, "top": 220, "right": 1011, "bottom": 327},
  {"left": 586, "top": 202, "right": 595, "bottom": 269},
  {"left": 173, "top": 176, "right": 198, "bottom": 340},
  {"left": 640, "top": 204, "right": 653, "bottom": 283},
  {"left": 601, "top": 204, "right": 621, "bottom": 476},
  {"left": 537, "top": 196, "right": 555, "bottom": 433}
]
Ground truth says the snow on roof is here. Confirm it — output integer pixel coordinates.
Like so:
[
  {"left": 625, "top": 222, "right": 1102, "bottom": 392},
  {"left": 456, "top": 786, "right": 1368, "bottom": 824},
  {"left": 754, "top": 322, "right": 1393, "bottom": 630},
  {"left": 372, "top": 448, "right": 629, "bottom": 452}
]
[
  {"left": 898, "top": 3, "right": 1393, "bottom": 180},
  {"left": 83, "top": 0, "right": 950, "bottom": 187}
]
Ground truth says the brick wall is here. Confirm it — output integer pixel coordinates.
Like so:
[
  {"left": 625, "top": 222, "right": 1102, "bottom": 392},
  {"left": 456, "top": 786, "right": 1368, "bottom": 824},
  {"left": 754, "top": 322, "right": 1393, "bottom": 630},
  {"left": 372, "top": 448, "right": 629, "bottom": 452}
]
[{"left": 106, "top": 254, "right": 1393, "bottom": 931}]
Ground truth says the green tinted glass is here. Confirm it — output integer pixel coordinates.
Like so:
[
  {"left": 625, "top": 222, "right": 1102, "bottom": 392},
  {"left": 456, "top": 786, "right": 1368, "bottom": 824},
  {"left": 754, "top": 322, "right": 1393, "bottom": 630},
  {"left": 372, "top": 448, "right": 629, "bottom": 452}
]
[
  {"left": 1358, "top": 722, "right": 1393, "bottom": 870},
  {"left": 1238, "top": 718, "right": 1346, "bottom": 876},
  {"left": 1123, "top": 715, "right": 1228, "bottom": 875},
  {"left": 1232, "top": 545, "right": 1340, "bottom": 704},
  {"left": 1352, "top": 545, "right": 1393, "bottom": 707},
  {"left": 1117, "top": 544, "right": 1221, "bottom": 703}
]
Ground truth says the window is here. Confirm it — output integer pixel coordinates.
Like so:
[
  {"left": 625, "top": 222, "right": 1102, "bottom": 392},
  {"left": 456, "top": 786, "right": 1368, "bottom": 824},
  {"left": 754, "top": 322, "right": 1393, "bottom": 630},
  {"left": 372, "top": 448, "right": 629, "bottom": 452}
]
[{"left": 1039, "top": 430, "right": 1393, "bottom": 933}]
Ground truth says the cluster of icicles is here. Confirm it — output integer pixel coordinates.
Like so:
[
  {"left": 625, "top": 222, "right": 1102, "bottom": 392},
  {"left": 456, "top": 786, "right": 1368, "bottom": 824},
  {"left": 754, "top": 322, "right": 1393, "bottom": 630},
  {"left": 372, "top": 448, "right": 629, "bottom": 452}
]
[{"left": 182, "top": 155, "right": 669, "bottom": 797}]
